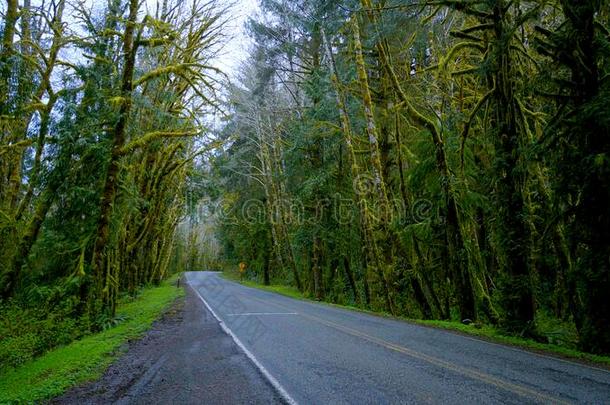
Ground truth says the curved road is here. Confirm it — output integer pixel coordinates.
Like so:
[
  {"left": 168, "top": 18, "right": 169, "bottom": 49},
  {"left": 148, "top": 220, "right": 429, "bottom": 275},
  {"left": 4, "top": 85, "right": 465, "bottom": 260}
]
[{"left": 186, "top": 272, "right": 610, "bottom": 404}]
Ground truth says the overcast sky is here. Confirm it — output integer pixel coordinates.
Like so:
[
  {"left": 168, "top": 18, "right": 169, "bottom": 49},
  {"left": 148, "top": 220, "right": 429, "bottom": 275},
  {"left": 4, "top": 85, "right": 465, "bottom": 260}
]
[
  {"left": 217, "top": 0, "right": 258, "bottom": 78},
  {"left": 0, "top": 0, "right": 258, "bottom": 78}
]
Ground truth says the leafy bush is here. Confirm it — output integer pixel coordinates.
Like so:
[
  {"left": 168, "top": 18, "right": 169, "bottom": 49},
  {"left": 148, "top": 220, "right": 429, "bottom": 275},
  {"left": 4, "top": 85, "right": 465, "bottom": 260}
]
[
  {"left": 0, "top": 303, "right": 87, "bottom": 372},
  {"left": 0, "top": 333, "right": 41, "bottom": 369},
  {"left": 535, "top": 311, "right": 579, "bottom": 348}
]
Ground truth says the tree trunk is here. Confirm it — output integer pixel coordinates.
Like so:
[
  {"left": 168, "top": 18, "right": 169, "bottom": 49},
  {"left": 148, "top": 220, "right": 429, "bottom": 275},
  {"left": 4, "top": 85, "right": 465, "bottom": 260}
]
[
  {"left": 555, "top": 0, "right": 610, "bottom": 354},
  {"left": 343, "top": 256, "right": 359, "bottom": 305},
  {"left": 490, "top": 2, "right": 534, "bottom": 335},
  {"left": 91, "top": 0, "right": 140, "bottom": 316},
  {"left": 352, "top": 17, "right": 396, "bottom": 315},
  {"left": 312, "top": 235, "right": 323, "bottom": 300}
]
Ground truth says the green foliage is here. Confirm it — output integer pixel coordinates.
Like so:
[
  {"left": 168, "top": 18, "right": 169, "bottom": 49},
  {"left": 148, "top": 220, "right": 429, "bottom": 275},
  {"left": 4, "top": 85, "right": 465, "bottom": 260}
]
[
  {"left": 0, "top": 275, "right": 183, "bottom": 403},
  {"left": 0, "top": 278, "right": 92, "bottom": 371}
]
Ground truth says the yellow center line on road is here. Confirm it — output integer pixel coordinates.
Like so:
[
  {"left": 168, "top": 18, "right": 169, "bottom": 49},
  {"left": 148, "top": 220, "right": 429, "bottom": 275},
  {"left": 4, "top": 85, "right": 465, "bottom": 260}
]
[{"left": 238, "top": 293, "right": 572, "bottom": 405}]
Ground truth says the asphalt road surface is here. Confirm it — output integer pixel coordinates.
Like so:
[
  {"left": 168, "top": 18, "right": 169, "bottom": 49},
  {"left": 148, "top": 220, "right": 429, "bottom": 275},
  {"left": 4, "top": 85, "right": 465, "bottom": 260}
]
[{"left": 186, "top": 271, "right": 610, "bottom": 405}]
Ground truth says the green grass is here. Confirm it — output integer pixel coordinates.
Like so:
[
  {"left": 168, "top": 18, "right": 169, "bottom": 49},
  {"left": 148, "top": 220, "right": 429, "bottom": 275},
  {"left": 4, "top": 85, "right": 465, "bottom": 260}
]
[
  {"left": 223, "top": 272, "right": 303, "bottom": 300},
  {"left": 221, "top": 271, "right": 610, "bottom": 369},
  {"left": 0, "top": 275, "right": 184, "bottom": 404}
]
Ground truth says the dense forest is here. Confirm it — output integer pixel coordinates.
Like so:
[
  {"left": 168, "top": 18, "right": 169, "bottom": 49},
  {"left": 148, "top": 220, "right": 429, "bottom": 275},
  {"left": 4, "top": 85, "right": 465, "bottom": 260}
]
[
  {"left": 210, "top": 0, "right": 610, "bottom": 355},
  {"left": 0, "top": 0, "right": 609, "bottom": 372},
  {"left": 0, "top": 0, "right": 224, "bottom": 368}
]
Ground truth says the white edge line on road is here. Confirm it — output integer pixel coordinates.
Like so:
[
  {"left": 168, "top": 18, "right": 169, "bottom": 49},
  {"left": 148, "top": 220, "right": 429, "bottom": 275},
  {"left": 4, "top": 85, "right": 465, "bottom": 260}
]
[{"left": 188, "top": 281, "right": 299, "bottom": 405}]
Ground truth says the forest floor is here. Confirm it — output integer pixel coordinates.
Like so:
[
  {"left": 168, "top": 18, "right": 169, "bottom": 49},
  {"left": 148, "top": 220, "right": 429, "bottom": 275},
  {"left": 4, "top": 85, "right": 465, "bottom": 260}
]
[{"left": 52, "top": 283, "right": 283, "bottom": 405}]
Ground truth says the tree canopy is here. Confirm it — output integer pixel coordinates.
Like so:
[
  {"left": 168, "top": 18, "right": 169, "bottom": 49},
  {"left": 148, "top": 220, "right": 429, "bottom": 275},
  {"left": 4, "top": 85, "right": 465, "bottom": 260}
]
[{"left": 0, "top": 0, "right": 225, "bottom": 332}]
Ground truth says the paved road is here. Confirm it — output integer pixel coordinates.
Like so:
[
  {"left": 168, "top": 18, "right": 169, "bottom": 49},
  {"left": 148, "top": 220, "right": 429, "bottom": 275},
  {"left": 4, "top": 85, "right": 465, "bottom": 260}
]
[{"left": 186, "top": 271, "right": 610, "bottom": 405}]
